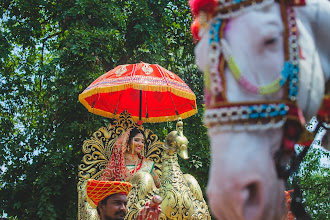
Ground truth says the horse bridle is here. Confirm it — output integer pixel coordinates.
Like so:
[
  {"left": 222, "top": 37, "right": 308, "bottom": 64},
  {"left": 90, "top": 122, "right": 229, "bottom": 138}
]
[{"left": 190, "top": 0, "right": 322, "bottom": 219}]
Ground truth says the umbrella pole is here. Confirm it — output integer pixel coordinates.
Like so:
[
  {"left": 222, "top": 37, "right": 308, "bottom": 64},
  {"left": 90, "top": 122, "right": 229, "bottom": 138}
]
[
  {"left": 114, "top": 90, "right": 124, "bottom": 116},
  {"left": 139, "top": 90, "right": 142, "bottom": 121},
  {"left": 144, "top": 90, "right": 148, "bottom": 120},
  {"left": 168, "top": 91, "right": 179, "bottom": 120}
]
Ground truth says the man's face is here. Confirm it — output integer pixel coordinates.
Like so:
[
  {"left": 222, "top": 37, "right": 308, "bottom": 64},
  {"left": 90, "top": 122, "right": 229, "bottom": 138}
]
[{"left": 100, "top": 194, "right": 127, "bottom": 220}]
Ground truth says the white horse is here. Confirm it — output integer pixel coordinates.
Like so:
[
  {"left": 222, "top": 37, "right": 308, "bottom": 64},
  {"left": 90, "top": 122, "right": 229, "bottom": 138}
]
[{"left": 192, "top": 0, "right": 330, "bottom": 219}]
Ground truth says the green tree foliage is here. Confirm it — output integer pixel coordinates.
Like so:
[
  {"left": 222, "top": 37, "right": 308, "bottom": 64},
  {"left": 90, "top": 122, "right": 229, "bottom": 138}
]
[
  {"left": 295, "top": 145, "right": 330, "bottom": 220},
  {"left": 2, "top": 0, "right": 328, "bottom": 220},
  {"left": 0, "top": 0, "right": 209, "bottom": 219}
]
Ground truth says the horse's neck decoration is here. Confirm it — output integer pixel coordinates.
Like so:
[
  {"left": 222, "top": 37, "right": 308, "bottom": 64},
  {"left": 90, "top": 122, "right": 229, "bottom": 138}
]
[{"left": 159, "top": 119, "right": 211, "bottom": 219}]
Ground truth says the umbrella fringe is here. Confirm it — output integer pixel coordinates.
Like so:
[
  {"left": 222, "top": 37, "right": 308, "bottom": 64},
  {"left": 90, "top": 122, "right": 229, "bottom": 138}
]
[
  {"left": 79, "top": 84, "right": 196, "bottom": 101},
  {"left": 79, "top": 97, "right": 198, "bottom": 123},
  {"left": 129, "top": 108, "right": 199, "bottom": 123}
]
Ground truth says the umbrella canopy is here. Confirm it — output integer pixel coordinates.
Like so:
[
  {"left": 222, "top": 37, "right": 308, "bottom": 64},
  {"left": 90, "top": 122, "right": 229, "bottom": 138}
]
[{"left": 79, "top": 62, "right": 197, "bottom": 123}]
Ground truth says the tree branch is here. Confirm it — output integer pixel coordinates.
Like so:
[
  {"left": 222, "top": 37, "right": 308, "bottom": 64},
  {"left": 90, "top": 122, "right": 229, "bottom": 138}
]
[{"left": 41, "top": 30, "right": 64, "bottom": 64}]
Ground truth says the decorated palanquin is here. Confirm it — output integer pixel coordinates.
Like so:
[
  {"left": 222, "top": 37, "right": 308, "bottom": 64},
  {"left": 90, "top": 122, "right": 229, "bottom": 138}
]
[
  {"left": 77, "top": 110, "right": 211, "bottom": 220},
  {"left": 77, "top": 111, "right": 165, "bottom": 220}
]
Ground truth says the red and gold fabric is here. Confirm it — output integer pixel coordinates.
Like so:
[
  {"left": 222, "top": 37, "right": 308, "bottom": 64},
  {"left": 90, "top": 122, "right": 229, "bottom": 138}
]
[
  {"left": 79, "top": 62, "right": 197, "bottom": 123},
  {"left": 99, "top": 129, "right": 161, "bottom": 188},
  {"left": 100, "top": 129, "right": 131, "bottom": 181},
  {"left": 86, "top": 179, "right": 132, "bottom": 208}
]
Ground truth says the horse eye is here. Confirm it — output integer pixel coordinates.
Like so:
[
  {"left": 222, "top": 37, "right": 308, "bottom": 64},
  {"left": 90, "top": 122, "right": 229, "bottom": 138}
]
[{"left": 264, "top": 37, "right": 277, "bottom": 45}]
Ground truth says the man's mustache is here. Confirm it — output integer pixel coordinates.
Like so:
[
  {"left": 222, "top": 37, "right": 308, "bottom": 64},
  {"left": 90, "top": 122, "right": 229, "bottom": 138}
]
[{"left": 115, "top": 210, "right": 126, "bottom": 216}]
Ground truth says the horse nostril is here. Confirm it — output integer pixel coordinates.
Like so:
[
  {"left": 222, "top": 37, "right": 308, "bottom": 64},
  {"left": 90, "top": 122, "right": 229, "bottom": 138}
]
[
  {"left": 246, "top": 183, "right": 259, "bottom": 205},
  {"left": 242, "top": 181, "right": 264, "bottom": 220}
]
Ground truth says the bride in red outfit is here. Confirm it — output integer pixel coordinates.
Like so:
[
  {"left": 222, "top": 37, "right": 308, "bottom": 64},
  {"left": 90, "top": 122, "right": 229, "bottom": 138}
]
[{"left": 100, "top": 128, "right": 160, "bottom": 188}]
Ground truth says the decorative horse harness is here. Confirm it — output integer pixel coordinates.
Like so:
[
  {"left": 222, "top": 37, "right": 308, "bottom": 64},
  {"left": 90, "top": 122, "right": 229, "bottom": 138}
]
[{"left": 189, "top": 0, "right": 330, "bottom": 219}]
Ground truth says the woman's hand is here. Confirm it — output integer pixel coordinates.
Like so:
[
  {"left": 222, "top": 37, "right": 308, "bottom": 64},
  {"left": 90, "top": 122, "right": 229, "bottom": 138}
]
[{"left": 125, "top": 170, "right": 133, "bottom": 182}]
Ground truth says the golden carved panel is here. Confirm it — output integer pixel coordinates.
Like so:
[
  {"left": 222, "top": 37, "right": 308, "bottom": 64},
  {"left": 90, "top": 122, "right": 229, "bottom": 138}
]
[{"left": 77, "top": 111, "right": 165, "bottom": 220}]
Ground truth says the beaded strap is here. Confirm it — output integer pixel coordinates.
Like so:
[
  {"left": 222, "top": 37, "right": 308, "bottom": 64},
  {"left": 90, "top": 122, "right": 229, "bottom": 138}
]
[
  {"left": 216, "top": 0, "right": 274, "bottom": 19},
  {"left": 207, "top": 4, "right": 299, "bottom": 100},
  {"left": 203, "top": 3, "right": 301, "bottom": 131},
  {"left": 207, "top": 120, "right": 286, "bottom": 134},
  {"left": 204, "top": 103, "right": 288, "bottom": 131},
  {"left": 208, "top": 18, "right": 223, "bottom": 95},
  {"left": 286, "top": 6, "right": 299, "bottom": 101},
  {"left": 221, "top": 38, "right": 299, "bottom": 96}
]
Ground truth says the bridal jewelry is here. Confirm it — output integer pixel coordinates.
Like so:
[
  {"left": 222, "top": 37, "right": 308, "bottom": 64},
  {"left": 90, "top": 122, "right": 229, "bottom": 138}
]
[{"left": 125, "top": 154, "right": 139, "bottom": 163}]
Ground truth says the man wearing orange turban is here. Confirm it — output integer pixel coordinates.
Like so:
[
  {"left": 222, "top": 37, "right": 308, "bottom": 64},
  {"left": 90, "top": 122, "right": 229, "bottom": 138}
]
[
  {"left": 86, "top": 179, "right": 163, "bottom": 220},
  {"left": 86, "top": 179, "right": 132, "bottom": 220}
]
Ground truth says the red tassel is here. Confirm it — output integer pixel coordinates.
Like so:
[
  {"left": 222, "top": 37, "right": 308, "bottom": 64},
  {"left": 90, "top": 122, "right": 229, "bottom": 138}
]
[
  {"left": 191, "top": 19, "right": 201, "bottom": 41},
  {"left": 189, "top": 0, "right": 217, "bottom": 17}
]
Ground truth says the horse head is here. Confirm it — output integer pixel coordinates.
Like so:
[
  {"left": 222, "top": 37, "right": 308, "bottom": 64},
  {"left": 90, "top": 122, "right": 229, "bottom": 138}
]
[
  {"left": 165, "top": 119, "right": 189, "bottom": 159},
  {"left": 190, "top": 0, "right": 330, "bottom": 219}
]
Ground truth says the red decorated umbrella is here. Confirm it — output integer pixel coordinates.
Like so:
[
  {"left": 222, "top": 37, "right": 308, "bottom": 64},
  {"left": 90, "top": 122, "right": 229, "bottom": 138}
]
[{"left": 79, "top": 62, "right": 197, "bottom": 123}]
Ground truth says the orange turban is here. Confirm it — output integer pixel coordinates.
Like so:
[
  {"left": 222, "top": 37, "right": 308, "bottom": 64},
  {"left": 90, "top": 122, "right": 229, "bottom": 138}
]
[{"left": 86, "top": 179, "right": 132, "bottom": 208}]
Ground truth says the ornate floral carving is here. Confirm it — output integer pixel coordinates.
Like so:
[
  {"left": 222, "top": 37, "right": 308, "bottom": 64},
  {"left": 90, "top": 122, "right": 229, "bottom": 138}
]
[
  {"left": 158, "top": 152, "right": 211, "bottom": 219},
  {"left": 78, "top": 111, "right": 209, "bottom": 220},
  {"left": 77, "top": 110, "right": 165, "bottom": 220}
]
